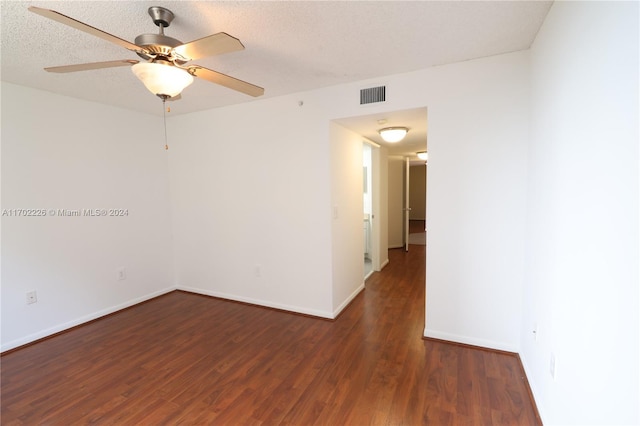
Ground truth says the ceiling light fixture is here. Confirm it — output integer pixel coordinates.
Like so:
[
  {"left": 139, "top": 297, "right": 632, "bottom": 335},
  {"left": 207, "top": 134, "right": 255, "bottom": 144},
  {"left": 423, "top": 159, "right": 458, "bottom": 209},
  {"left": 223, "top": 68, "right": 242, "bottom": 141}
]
[
  {"left": 379, "top": 127, "right": 409, "bottom": 143},
  {"left": 417, "top": 151, "right": 428, "bottom": 161},
  {"left": 131, "top": 62, "right": 194, "bottom": 99}
]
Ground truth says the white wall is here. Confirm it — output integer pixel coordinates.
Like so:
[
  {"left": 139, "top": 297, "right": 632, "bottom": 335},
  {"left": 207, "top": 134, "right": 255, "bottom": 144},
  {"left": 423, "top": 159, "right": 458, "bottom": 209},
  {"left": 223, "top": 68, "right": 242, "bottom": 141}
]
[
  {"left": 522, "top": 2, "right": 639, "bottom": 424},
  {"left": 167, "top": 96, "right": 335, "bottom": 317},
  {"left": 423, "top": 53, "right": 529, "bottom": 351},
  {"left": 1, "top": 83, "right": 174, "bottom": 351},
  {"left": 330, "top": 123, "right": 365, "bottom": 314}
]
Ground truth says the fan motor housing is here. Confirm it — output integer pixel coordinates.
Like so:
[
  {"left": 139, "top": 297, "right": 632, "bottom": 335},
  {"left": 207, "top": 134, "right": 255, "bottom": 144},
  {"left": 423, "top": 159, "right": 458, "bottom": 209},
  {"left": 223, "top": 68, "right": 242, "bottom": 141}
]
[{"left": 134, "top": 34, "right": 186, "bottom": 63}]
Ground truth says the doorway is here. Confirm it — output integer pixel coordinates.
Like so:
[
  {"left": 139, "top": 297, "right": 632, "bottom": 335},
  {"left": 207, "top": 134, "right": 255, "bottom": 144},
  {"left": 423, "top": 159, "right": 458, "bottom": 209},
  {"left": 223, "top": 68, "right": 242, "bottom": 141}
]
[
  {"left": 333, "top": 106, "right": 427, "bottom": 269},
  {"left": 407, "top": 162, "right": 427, "bottom": 246}
]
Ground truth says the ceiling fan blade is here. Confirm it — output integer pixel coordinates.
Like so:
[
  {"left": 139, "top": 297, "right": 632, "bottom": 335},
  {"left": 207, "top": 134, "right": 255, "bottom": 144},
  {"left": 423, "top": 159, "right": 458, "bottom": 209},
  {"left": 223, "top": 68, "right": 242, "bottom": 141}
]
[
  {"left": 173, "top": 33, "right": 244, "bottom": 61},
  {"left": 166, "top": 94, "right": 182, "bottom": 102},
  {"left": 190, "top": 65, "right": 264, "bottom": 97},
  {"left": 28, "top": 6, "right": 142, "bottom": 52},
  {"left": 45, "top": 60, "right": 139, "bottom": 73}
]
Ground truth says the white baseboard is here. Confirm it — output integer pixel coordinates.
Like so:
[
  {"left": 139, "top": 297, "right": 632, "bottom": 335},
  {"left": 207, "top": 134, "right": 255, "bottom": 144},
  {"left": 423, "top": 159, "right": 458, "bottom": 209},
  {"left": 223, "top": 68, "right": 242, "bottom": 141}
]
[
  {"left": 379, "top": 258, "right": 390, "bottom": 270},
  {"left": 332, "top": 283, "right": 365, "bottom": 318},
  {"left": 423, "top": 328, "right": 518, "bottom": 353},
  {"left": 1, "top": 286, "right": 176, "bottom": 352},
  {"left": 518, "top": 353, "right": 547, "bottom": 424},
  {"left": 177, "top": 285, "right": 334, "bottom": 319}
]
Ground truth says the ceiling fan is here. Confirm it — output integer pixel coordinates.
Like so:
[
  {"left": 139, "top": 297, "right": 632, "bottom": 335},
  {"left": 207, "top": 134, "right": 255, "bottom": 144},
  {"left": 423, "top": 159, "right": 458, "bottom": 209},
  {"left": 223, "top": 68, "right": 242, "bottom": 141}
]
[{"left": 28, "top": 5, "right": 264, "bottom": 100}]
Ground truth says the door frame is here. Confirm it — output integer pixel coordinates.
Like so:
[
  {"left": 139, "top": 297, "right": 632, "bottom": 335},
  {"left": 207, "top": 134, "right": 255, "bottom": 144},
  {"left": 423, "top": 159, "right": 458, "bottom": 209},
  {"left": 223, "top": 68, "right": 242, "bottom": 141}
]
[
  {"left": 403, "top": 157, "right": 411, "bottom": 252},
  {"left": 364, "top": 140, "right": 382, "bottom": 271}
]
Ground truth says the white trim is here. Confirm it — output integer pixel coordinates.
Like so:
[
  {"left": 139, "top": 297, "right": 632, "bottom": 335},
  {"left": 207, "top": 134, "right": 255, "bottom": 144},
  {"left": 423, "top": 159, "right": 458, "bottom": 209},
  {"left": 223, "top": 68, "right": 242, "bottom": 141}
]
[
  {"left": 379, "top": 258, "right": 390, "bottom": 270},
  {"left": 1, "top": 286, "right": 176, "bottom": 352},
  {"left": 423, "top": 328, "right": 518, "bottom": 353},
  {"left": 177, "top": 285, "right": 335, "bottom": 319},
  {"left": 519, "top": 354, "right": 547, "bottom": 425},
  {"left": 333, "top": 283, "right": 365, "bottom": 318},
  {"left": 363, "top": 138, "right": 380, "bottom": 149}
]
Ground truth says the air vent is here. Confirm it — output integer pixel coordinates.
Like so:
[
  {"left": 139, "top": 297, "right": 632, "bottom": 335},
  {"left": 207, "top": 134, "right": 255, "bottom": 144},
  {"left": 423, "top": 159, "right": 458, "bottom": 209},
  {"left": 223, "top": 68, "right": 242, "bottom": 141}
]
[{"left": 360, "top": 86, "right": 386, "bottom": 105}]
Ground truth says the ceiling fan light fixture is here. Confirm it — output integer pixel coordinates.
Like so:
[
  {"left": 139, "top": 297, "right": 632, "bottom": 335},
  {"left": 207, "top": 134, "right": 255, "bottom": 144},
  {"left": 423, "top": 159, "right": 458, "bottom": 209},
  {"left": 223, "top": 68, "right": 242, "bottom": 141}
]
[
  {"left": 379, "top": 127, "right": 409, "bottom": 143},
  {"left": 131, "top": 62, "right": 194, "bottom": 98},
  {"left": 417, "top": 151, "right": 428, "bottom": 161}
]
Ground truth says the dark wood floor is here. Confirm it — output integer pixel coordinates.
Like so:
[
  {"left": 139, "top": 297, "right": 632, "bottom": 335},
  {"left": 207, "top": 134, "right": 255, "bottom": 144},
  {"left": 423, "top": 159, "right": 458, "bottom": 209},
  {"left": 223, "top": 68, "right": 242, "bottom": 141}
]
[{"left": 1, "top": 245, "right": 540, "bottom": 425}]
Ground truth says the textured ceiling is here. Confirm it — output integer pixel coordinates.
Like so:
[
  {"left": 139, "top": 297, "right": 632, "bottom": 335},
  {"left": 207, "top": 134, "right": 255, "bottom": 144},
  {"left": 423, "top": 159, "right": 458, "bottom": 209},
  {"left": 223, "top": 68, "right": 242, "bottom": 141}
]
[{"left": 1, "top": 1, "right": 552, "bottom": 117}]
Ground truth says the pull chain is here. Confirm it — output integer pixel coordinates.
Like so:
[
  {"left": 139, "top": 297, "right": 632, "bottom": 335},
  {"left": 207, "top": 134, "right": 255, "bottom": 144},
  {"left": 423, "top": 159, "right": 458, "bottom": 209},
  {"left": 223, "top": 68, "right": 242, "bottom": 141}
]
[{"left": 162, "top": 98, "right": 169, "bottom": 150}]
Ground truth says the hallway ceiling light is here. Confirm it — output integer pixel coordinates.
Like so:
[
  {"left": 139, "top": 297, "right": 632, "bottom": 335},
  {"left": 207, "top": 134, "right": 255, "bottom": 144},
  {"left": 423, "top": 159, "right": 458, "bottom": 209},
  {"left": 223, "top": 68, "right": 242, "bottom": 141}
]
[
  {"left": 417, "top": 151, "right": 428, "bottom": 160},
  {"left": 379, "top": 127, "right": 409, "bottom": 143}
]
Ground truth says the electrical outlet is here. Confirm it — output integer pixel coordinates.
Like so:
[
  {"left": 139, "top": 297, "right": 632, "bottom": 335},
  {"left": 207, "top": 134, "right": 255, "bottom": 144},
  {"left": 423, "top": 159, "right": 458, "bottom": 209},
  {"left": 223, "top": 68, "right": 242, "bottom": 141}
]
[
  {"left": 550, "top": 353, "right": 556, "bottom": 380},
  {"left": 117, "top": 267, "right": 126, "bottom": 281},
  {"left": 26, "top": 291, "right": 37, "bottom": 304}
]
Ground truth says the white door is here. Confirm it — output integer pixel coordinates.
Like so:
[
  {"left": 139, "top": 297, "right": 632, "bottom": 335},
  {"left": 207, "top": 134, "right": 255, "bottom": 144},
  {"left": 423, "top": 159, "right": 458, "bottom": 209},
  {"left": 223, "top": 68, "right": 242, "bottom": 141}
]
[{"left": 403, "top": 157, "right": 411, "bottom": 252}]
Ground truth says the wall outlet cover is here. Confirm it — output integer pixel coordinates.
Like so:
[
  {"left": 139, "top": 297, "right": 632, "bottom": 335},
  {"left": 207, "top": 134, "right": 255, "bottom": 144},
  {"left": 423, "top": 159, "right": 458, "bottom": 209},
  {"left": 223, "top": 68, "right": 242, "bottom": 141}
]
[{"left": 117, "top": 267, "right": 126, "bottom": 281}]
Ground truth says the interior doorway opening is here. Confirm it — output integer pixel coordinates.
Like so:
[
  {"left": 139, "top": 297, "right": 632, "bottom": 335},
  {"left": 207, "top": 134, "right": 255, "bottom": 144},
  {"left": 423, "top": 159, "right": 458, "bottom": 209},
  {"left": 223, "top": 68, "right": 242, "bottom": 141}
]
[
  {"left": 407, "top": 161, "right": 427, "bottom": 247},
  {"left": 332, "top": 106, "right": 427, "bottom": 276}
]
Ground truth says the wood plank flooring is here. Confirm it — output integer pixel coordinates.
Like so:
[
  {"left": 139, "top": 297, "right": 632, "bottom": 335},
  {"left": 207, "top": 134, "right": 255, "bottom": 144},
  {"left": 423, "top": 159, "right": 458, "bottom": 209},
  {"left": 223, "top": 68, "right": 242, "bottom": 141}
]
[{"left": 1, "top": 245, "right": 540, "bottom": 425}]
